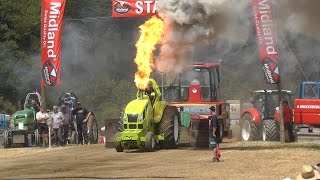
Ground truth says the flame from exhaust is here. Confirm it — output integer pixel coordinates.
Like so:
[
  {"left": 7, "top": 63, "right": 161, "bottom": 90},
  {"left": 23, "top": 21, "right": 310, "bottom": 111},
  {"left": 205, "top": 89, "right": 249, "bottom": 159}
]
[{"left": 134, "top": 16, "right": 164, "bottom": 89}]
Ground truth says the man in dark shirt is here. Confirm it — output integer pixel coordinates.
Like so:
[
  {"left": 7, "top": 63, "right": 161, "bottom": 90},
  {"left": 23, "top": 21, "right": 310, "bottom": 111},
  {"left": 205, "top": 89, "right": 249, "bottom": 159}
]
[
  {"left": 282, "top": 100, "right": 294, "bottom": 142},
  {"left": 208, "top": 106, "right": 221, "bottom": 162},
  {"left": 72, "top": 102, "right": 89, "bottom": 145}
]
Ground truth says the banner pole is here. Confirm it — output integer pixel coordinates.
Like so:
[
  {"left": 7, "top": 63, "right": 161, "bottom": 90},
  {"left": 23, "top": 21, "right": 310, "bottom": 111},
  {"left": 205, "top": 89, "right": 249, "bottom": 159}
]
[
  {"left": 277, "top": 83, "right": 285, "bottom": 143},
  {"left": 41, "top": 86, "right": 46, "bottom": 110}
]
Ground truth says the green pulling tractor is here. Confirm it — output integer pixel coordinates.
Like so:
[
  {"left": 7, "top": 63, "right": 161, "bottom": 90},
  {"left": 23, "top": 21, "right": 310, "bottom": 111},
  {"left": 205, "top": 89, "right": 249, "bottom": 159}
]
[
  {"left": 3, "top": 92, "right": 41, "bottom": 148},
  {"left": 115, "top": 79, "right": 180, "bottom": 152}
]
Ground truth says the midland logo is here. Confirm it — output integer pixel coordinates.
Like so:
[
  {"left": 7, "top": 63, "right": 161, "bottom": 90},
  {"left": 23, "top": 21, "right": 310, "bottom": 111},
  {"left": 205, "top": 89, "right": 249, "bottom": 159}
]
[
  {"left": 192, "top": 88, "right": 198, "bottom": 94},
  {"left": 262, "top": 57, "right": 279, "bottom": 84},
  {"left": 42, "top": 61, "right": 57, "bottom": 86},
  {"left": 114, "top": 0, "right": 131, "bottom": 14}
]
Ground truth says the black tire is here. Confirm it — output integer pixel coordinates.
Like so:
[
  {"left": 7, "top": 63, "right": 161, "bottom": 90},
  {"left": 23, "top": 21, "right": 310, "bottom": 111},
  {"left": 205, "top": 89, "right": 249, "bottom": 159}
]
[
  {"left": 240, "top": 113, "right": 261, "bottom": 141},
  {"left": 3, "top": 130, "right": 10, "bottom": 148},
  {"left": 34, "top": 129, "right": 40, "bottom": 146},
  {"left": 159, "top": 106, "right": 180, "bottom": 148},
  {"left": 69, "top": 131, "right": 78, "bottom": 144},
  {"left": 87, "top": 115, "right": 98, "bottom": 144},
  {"left": 218, "top": 119, "right": 224, "bottom": 143},
  {"left": 145, "top": 132, "right": 155, "bottom": 152},
  {"left": 262, "top": 119, "right": 280, "bottom": 141},
  {"left": 115, "top": 132, "right": 123, "bottom": 152},
  {"left": 118, "top": 109, "right": 125, "bottom": 132}
]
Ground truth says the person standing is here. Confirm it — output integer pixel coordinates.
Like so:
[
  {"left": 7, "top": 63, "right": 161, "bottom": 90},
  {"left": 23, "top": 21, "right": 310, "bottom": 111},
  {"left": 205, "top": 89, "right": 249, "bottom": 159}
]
[
  {"left": 282, "top": 100, "right": 294, "bottom": 142},
  {"left": 61, "top": 105, "right": 71, "bottom": 145},
  {"left": 51, "top": 105, "right": 64, "bottom": 146},
  {"left": 72, "top": 102, "right": 89, "bottom": 145},
  {"left": 208, "top": 106, "right": 221, "bottom": 162},
  {"left": 36, "top": 105, "right": 50, "bottom": 147}
]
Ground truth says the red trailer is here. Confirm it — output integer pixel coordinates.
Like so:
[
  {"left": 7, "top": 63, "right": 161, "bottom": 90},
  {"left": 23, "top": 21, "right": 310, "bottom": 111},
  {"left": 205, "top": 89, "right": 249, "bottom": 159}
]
[{"left": 294, "top": 82, "right": 320, "bottom": 142}]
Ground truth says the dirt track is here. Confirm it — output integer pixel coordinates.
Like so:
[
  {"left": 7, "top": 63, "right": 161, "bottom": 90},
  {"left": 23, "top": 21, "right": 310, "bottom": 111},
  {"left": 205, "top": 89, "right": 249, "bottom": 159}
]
[{"left": 0, "top": 142, "right": 319, "bottom": 180}]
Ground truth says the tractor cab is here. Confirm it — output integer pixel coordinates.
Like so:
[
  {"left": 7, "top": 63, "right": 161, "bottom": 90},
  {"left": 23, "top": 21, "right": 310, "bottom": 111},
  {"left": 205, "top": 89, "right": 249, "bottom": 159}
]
[
  {"left": 298, "top": 81, "right": 320, "bottom": 99},
  {"left": 250, "top": 90, "right": 293, "bottom": 119},
  {"left": 160, "top": 63, "right": 220, "bottom": 103}
]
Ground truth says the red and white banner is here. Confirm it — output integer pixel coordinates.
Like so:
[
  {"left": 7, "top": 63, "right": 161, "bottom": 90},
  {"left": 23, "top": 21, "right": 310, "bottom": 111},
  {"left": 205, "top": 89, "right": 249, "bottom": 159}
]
[
  {"left": 41, "top": 0, "right": 66, "bottom": 87},
  {"left": 252, "top": 0, "right": 280, "bottom": 84},
  {"left": 112, "top": 0, "right": 158, "bottom": 17}
]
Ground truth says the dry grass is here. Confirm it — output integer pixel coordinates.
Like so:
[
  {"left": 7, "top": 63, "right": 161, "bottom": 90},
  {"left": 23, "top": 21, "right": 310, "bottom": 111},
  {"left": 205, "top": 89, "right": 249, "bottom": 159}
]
[{"left": 0, "top": 142, "right": 319, "bottom": 180}]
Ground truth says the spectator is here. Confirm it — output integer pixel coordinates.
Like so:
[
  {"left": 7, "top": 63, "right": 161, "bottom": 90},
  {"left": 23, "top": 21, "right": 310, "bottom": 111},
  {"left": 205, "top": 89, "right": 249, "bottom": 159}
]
[
  {"left": 36, "top": 105, "right": 49, "bottom": 147},
  {"left": 51, "top": 105, "right": 64, "bottom": 146},
  {"left": 282, "top": 100, "right": 294, "bottom": 142},
  {"left": 208, "top": 106, "right": 221, "bottom": 162},
  {"left": 61, "top": 105, "right": 71, "bottom": 145},
  {"left": 72, "top": 102, "right": 89, "bottom": 145}
]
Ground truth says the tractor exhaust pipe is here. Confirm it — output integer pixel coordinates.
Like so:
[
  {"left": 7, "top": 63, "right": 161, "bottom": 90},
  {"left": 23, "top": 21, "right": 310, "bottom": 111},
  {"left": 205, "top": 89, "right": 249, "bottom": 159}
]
[{"left": 138, "top": 90, "right": 144, "bottom": 99}]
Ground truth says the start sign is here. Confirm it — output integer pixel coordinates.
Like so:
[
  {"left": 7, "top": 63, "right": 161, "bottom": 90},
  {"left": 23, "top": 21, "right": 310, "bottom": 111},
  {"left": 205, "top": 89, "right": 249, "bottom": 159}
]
[{"left": 112, "top": 0, "right": 158, "bottom": 17}]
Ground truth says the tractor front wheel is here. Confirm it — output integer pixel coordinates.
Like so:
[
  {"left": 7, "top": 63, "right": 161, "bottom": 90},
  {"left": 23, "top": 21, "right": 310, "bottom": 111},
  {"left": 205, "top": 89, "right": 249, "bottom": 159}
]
[
  {"left": 159, "top": 106, "right": 180, "bottom": 149},
  {"left": 240, "top": 113, "right": 261, "bottom": 141},
  {"left": 145, "top": 132, "right": 155, "bottom": 152},
  {"left": 262, "top": 119, "right": 280, "bottom": 141},
  {"left": 115, "top": 132, "right": 123, "bottom": 152}
]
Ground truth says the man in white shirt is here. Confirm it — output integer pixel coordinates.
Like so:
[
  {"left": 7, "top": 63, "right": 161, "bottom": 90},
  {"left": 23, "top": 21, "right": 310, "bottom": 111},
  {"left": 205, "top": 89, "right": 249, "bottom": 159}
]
[
  {"left": 51, "top": 105, "right": 64, "bottom": 146},
  {"left": 36, "top": 105, "right": 49, "bottom": 147}
]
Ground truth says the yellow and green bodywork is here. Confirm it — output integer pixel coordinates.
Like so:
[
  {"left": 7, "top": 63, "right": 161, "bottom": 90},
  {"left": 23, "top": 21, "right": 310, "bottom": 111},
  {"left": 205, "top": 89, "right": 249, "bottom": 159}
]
[{"left": 116, "top": 79, "right": 167, "bottom": 149}]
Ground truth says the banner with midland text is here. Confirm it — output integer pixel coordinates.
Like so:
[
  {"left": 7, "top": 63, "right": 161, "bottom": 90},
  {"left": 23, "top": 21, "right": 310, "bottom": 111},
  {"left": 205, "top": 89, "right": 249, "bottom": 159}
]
[
  {"left": 252, "top": 0, "right": 280, "bottom": 84},
  {"left": 112, "top": 0, "right": 158, "bottom": 17},
  {"left": 41, "top": 0, "right": 66, "bottom": 87}
]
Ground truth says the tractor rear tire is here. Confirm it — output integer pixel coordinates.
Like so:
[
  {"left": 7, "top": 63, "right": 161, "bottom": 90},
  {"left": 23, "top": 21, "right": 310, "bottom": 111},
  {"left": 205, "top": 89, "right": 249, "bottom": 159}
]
[
  {"left": 115, "top": 132, "right": 123, "bottom": 152},
  {"left": 145, "top": 132, "right": 155, "bottom": 152},
  {"left": 262, "top": 119, "right": 280, "bottom": 141},
  {"left": 87, "top": 115, "right": 99, "bottom": 144},
  {"left": 240, "top": 113, "right": 261, "bottom": 141},
  {"left": 159, "top": 106, "right": 180, "bottom": 149}
]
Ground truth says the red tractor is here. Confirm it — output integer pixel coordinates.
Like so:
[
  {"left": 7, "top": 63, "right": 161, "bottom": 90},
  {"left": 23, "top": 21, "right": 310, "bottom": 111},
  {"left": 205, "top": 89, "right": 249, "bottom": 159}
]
[
  {"left": 240, "top": 90, "right": 294, "bottom": 141},
  {"left": 294, "top": 81, "right": 320, "bottom": 142},
  {"left": 157, "top": 62, "right": 230, "bottom": 147}
]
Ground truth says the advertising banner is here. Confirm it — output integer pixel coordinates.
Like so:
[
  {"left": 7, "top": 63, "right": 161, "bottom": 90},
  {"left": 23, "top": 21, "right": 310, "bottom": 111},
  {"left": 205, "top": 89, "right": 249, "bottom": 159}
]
[
  {"left": 112, "top": 0, "right": 158, "bottom": 17},
  {"left": 252, "top": 0, "right": 280, "bottom": 84},
  {"left": 41, "top": 0, "right": 66, "bottom": 86}
]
